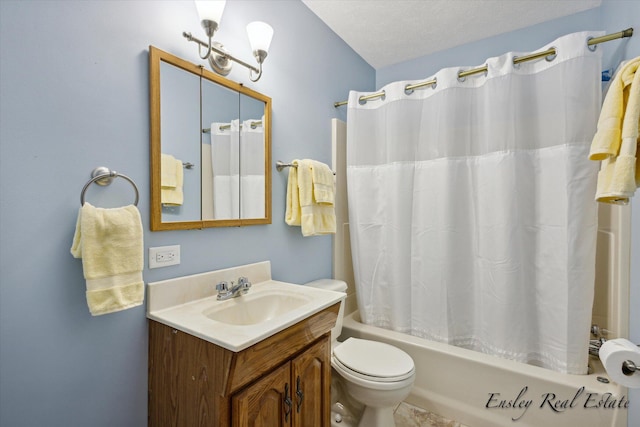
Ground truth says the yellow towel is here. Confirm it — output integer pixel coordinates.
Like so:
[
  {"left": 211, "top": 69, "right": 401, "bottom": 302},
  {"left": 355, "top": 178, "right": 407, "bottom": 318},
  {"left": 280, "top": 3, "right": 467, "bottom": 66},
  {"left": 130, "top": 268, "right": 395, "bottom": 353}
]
[
  {"left": 285, "top": 159, "right": 302, "bottom": 226},
  {"left": 285, "top": 159, "right": 336, "bottom": 236},
  {"left": 590, "top": 56, "right": 640, "bottom": 203},
  {"left": 161, "top": 153, "right": 177, "bottom": 188},
  {"left": 161, "top": 154, "right": 184, "bottom": 206},
  {"left": 589, "top": 58, "right": 640, "bottom": 160},
  {"left": 311, "top": 160, "right": 335, "bottom": 205},
  {"left": 70, "top": 202, "right": 144, "bottom": 316}
]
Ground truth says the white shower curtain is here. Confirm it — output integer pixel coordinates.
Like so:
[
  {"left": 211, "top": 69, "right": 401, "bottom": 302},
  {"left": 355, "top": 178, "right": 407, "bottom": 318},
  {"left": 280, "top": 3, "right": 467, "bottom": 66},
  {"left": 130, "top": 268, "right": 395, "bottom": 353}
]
[
  {"left": 211, "top": 120, "right": 240, "bottom": 219},
  {"left": 346, "top": 32, "right": 603, "bottom": 374}
]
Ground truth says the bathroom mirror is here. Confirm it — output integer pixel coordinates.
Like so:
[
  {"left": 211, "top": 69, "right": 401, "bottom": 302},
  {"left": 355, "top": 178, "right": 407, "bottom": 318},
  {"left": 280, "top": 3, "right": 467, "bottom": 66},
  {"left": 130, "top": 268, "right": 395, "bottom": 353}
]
[{"left": 149, "top": 46, "right": 271, "bottom": 231}]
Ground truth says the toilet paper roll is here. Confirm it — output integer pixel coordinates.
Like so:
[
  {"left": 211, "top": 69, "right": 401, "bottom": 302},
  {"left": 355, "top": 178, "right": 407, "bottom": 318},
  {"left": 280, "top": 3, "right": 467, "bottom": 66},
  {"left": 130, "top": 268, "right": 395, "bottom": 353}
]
[{"left": 599, "top": 338, "right": 640, "bottom": 388}]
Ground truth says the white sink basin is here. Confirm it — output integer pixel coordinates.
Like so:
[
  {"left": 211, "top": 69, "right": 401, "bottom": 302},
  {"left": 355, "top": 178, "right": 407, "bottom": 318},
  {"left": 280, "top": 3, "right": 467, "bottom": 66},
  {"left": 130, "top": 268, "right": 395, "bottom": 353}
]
[
  {"left": 147, "top": 277, "right": 344, "bottom": 352},
  {"left": 203, "top": 291, "right": 311, "bottom": 326}
]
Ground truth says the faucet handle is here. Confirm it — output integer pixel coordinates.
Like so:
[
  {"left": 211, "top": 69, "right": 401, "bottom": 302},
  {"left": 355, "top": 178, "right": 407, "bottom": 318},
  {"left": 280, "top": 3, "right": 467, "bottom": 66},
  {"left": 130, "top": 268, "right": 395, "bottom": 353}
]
[
  {"left": 216, "top": 281, "right": 229, "bottom": 292},
  {"left": 238, "top": 276, "right": 251, "bottom": 289}
]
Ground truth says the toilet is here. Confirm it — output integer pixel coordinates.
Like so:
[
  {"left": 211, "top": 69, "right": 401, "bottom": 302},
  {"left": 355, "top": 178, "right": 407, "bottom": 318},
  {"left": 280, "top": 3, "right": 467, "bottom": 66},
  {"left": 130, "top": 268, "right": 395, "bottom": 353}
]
[{"left": 306, "top": 279, "right": 415, "bottom": 427}]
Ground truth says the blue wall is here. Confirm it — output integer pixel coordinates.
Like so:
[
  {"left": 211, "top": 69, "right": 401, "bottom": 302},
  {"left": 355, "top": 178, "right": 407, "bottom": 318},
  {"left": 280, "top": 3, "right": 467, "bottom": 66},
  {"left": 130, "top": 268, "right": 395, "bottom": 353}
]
[
  {"left": 1, "top": 0, "right": 638, "bottom": 426},
  {"left": 0, "top": 1, "right": 373, "bottom": 426}
]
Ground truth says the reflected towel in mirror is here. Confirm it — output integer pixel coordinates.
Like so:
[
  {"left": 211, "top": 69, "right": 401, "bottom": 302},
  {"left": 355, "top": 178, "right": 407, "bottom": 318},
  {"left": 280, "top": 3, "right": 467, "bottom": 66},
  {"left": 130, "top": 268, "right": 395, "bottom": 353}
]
[{"left": 161, "top": 153, "right": 184, "bottom": 206}]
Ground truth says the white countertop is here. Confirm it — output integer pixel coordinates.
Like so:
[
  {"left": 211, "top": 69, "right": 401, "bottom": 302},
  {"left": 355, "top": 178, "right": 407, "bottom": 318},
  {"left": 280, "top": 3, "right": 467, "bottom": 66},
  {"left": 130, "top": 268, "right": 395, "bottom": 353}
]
[{"left": 147, "top": 267, "right": 344, "bottom": 352}]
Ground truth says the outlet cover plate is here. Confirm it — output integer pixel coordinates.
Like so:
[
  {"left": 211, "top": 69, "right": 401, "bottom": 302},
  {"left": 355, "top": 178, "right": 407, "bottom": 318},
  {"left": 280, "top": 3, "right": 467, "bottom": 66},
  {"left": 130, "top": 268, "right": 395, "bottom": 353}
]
[{"left": 149, "top": 245, "right": 181, "bottom": 269}]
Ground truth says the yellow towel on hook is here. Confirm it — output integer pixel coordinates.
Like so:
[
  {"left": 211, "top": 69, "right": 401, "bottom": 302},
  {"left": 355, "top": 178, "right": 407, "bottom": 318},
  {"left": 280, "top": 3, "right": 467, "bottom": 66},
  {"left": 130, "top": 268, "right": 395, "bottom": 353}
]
[
  {"left": 590, "top": 56, "right": 640, "bottom": 203},
  {"left": 285, "top": 159, "right": 336, "bottom": 236},
  {"left": 70, "top": 202, "right": 144, "bottom": 316},
  {"left": 161, "top": 153, "right": 184, "bottom": 206}
]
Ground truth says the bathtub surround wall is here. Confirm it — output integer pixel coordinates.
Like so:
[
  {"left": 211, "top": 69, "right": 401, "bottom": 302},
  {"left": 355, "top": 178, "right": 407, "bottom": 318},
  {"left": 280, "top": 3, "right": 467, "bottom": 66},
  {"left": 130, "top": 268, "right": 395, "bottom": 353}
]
[
  {"left": 1, "top": 1, "right": 638, "bottom": 427},
  {"left": 0, "top": 2, "right": 372, "bottom": 426}
]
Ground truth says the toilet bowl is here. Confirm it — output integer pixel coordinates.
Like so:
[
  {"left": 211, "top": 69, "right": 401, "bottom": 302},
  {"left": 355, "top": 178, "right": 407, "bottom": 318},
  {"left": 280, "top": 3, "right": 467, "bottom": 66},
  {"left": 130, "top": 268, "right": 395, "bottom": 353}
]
[{"left": 306, "top": 279, "right": 416, "bottom": 427}]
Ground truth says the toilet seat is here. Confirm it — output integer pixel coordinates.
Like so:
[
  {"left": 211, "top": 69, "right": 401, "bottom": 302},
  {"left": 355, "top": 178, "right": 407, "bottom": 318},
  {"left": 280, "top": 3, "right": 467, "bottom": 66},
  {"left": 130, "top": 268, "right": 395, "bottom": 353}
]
[{"left": 333, "top": 338, "right": 415, "bottom": 383}]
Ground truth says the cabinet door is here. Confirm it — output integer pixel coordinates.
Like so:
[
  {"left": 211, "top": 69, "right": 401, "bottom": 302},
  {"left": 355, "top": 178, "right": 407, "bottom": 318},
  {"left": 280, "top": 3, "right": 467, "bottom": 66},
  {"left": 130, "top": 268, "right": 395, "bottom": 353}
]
[
  {"left": 292, "top": 338, "right": 331, "bottom": 427},
  {"left": 232, "top": 362, "right": 292, "bottom": 427}
]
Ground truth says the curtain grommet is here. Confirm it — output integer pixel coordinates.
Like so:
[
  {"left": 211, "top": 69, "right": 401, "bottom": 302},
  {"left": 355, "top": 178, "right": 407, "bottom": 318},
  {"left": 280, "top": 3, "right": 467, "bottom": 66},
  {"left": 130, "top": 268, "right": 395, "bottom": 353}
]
[
  {"left": 404, "top": 77, "right": 437, "bottom": 95},
  {"left": 545, "top": 47, "right": 558, "bottom": 62}
]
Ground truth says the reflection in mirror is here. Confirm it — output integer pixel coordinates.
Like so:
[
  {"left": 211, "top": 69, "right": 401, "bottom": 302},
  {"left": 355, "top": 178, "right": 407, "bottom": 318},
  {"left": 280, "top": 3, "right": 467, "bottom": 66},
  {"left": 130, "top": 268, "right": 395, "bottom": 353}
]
[
  {"left": 150, "top": 46, "right": 271, "bottom": 231},
  {"left": 201, "top": 77, "right": 240, "bottom": 220},
  {"left": 160, "top": 61, "right": 201, "bottom": 223},
  {"left": 239, "top": 93, "right": 266, "bottom": 219}
]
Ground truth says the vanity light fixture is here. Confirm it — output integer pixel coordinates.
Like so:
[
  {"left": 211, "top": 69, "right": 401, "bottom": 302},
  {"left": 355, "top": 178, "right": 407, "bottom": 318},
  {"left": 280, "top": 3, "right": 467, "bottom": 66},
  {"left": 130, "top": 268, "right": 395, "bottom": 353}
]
[{"left": 183, "top": 0, "right": 274, "bottom": 82}]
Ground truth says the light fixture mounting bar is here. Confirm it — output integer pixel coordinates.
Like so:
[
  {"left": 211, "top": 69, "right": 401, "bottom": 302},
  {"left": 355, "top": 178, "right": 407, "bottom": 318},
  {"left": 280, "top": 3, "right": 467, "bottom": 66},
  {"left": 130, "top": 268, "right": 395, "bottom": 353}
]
[{"left": 183, "top": 32, "right": 260, "bottom": 74}]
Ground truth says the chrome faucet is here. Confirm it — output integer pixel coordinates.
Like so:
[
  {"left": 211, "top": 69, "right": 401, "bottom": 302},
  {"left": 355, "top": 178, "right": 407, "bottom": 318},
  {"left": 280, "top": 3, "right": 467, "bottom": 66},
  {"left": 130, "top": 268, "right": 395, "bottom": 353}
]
[{"left": 216, "top": 276, "right": 252, "bottom": 301}]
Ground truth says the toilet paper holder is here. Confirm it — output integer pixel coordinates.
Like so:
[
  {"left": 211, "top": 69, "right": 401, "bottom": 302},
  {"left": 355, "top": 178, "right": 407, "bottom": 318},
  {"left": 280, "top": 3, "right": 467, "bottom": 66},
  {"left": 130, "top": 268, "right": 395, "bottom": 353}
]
[
  {"left": 590, "top": 326, "right": 639, "bottom": 376},
  {"left": 622, "top": 360, "right": 638, "bottom": 376},
  {"left": 622, "top": 341, "right": 639, "bottom": 376}
]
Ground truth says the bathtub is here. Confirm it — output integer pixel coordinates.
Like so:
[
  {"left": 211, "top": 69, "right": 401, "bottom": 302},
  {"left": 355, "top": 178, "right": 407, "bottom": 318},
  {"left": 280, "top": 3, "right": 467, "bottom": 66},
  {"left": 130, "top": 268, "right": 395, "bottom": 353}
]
[{"left": 341, "top": 310, "right": 628, "bottom": 427}]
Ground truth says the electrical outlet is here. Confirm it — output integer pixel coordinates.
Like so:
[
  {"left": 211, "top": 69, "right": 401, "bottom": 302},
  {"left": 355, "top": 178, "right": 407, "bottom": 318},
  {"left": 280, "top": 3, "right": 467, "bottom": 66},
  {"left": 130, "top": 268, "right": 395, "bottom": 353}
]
[{"left": 149, "top": 245, "right": 180, "bottom": 268}]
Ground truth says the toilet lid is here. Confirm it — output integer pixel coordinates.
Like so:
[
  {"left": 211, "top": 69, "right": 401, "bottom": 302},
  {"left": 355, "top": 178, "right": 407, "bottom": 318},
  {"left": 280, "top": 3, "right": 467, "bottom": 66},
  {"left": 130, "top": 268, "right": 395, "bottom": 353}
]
[{"left": 333, "top": 338, "right": 414, "bottom": 380}]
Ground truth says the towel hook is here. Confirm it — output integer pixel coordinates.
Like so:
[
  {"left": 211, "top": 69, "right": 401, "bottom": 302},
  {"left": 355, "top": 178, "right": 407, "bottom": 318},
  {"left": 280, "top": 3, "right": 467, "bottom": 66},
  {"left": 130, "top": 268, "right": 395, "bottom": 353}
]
[{"left": 80, "top": 167, "right": 139, "bottom": 206}]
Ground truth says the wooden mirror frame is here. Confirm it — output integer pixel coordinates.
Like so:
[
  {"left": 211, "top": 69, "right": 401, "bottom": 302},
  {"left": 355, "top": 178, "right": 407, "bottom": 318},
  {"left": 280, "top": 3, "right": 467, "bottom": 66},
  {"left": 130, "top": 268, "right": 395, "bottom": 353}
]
[{"left": 149, "top": 46, "right": 272, "bottom": 231}]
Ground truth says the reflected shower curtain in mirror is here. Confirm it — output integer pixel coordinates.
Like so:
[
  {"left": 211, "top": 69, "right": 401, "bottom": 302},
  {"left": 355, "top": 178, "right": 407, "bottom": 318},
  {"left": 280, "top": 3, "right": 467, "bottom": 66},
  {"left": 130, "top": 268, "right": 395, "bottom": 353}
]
[
  {"left": 346, "top": 32, "right": 602, "bottom": 374},
  {"left": 211, "top": 120, "right": 240, "bottom": 219},
  {"left": 240, "top": 118, "right": 265, "bottom": 218}
]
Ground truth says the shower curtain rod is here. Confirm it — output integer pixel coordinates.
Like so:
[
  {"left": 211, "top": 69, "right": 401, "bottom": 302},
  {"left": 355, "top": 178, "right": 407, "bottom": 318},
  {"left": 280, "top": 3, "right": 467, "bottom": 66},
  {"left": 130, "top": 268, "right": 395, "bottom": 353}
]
[{"left": 333, "top": 27, "right": 634, "bottom": 108}]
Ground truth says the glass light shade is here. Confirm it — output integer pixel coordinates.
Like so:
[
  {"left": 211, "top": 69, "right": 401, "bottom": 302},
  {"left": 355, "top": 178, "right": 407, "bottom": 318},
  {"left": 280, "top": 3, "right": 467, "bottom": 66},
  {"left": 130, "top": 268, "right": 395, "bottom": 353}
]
[
  {"left": 246, "top": 21, "right": 274, "bottom": 54},
  {"left": 194, "top": 1, "right": 226, "bottom": 25}
]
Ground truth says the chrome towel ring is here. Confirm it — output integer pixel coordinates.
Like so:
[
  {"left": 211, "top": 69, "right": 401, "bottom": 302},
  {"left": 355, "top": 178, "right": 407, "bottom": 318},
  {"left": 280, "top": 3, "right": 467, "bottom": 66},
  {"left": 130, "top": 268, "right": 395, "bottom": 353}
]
[{"left": 80, "top": 166, "right": 139, "bottom": 206}]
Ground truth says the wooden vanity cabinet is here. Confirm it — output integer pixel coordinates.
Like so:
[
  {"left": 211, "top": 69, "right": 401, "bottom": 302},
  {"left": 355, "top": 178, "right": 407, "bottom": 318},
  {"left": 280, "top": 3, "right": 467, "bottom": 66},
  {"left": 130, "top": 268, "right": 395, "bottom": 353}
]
[
  {"left": 231, "top": 338, "right": 329, "bottom": 427},
  {"left": 148, "top": 303, "right": 339, "bottom": 427}
]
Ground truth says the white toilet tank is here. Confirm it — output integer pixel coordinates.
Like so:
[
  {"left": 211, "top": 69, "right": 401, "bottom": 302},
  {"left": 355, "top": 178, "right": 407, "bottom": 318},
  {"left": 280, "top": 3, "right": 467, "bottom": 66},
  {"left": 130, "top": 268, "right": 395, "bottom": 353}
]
[{"left": 305, "top": 279, "right": 347, "bottom": 346}]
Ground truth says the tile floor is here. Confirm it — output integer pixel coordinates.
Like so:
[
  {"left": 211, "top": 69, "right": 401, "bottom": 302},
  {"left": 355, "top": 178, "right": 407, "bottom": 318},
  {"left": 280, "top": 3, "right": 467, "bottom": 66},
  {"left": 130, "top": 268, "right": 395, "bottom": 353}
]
[{"left": 393, "top": 402, "right": 469, "bottom": 427}]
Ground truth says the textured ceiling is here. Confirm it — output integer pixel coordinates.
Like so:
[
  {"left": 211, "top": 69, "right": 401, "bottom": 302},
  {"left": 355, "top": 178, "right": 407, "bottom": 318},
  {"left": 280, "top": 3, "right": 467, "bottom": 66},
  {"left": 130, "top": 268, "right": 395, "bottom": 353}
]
[{"left": 302, "top": 0, "right": 602, "bottom": 69}]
